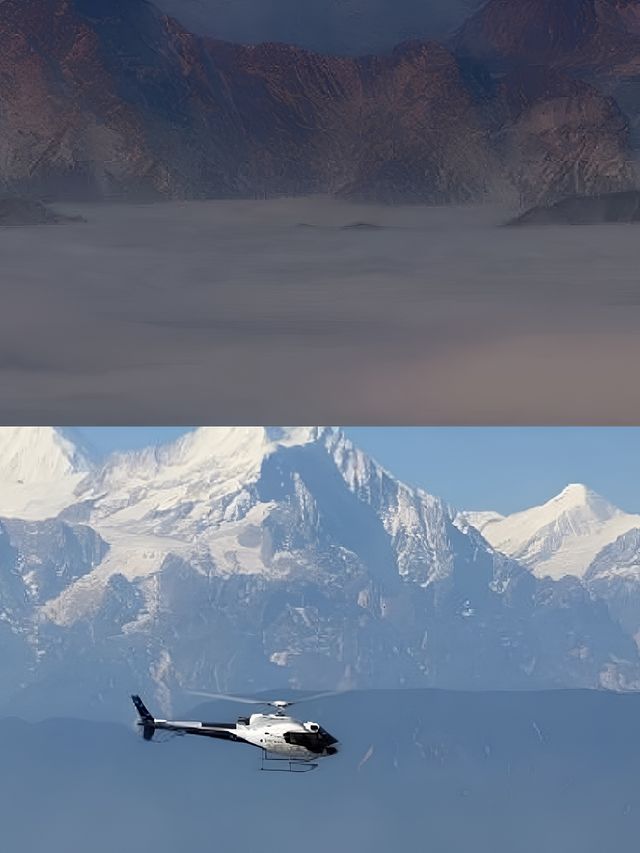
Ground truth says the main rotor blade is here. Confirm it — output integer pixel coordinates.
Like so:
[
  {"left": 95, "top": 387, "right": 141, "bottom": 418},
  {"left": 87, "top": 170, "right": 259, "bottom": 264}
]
[
  {"left": 187, "top": 690, "right": 268, "bottom": 705},
  {"left": 289, "top": 690, "right": 348, "bottom": 705},
  {"left": 188, "top": 688, "right": 349, "bottom": 706}
]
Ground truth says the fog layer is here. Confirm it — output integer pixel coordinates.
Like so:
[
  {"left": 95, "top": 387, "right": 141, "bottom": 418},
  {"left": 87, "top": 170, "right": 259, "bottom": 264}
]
[{"left": 2, "top": 197, "right": 640, "bottom": 424}]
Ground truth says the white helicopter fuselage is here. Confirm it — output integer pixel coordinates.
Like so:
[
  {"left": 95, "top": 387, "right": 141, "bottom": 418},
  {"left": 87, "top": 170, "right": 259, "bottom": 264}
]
[
  {"left": 149, "top": 710, "right": 339, "bottom": 760},
  {"left": 131, "top": 694, "right": 339, "bottom": 768},
  {"left": 239, "top": 713, "right": 326, "bottom": 758}
]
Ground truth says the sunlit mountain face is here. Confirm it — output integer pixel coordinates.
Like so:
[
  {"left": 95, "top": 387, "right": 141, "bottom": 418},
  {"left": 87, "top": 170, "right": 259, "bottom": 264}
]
[{"left": 2, "top": 427, "right": 640, "bottom": 720}]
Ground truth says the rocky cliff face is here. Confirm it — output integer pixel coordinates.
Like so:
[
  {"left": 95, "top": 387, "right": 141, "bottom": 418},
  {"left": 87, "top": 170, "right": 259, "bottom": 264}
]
[
  {"left": 0, "top": 0, "right": 634, "bottom": 204},
  {"left": 455, "top": 0, "right": 640, "bottom": 148},
  {"left": 454, "top": 0, "right": 640, "bottom": 66}
]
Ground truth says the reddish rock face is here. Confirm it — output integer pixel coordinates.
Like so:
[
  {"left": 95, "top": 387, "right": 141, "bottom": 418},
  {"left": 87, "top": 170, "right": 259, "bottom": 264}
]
[
  {"left": 456, "top": 0, "right": 640, "bottom": 74},
  {"left": 456, "top": 0, "right": 599, "bottom": 63},
  {"left": 0, "top": 0, "right": 634, "bottom": 204},
  {"left": 455, "top": 0, "right": 640, "bottom": 158}
]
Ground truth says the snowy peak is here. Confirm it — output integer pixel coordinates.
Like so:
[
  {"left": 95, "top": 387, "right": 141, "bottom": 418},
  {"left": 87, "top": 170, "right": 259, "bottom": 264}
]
[
  {"left": 38, "top": 425, "right": 466, "bottom": 628},
  {"left": 501, "top": 483, "right": 623, "bottom": 543},
  {"left": 0, "top": 428, "right": 92, "bottom": 520},
  {"left": 470, "top": 484, "right": 640, "bottom": 580},
  {"left": 94, "top": 427, "right": 331, "bottom": 487},
  {"left": 0, "top": 427, "right": 89, "bottom": 483},
  {"left": 547, "top": 483, "right": 619, "bottom": 521},
  {"left": 82, "top": 427, "right": 337, "bottom": 535},
  {"left": 167, "top": 426, "right": 328, "bottom": 467}
]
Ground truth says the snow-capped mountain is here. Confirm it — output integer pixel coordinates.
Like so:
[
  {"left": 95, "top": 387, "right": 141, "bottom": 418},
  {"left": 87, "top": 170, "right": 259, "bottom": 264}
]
[
  {"left": 0, "top": 427, "right": 92, "bottom": 521},
  {"left": 1, "top": 428, "right": 640, "bottom": 719},
  {"left": 464, "top": 484, "right": 640, "bottom": 580}
]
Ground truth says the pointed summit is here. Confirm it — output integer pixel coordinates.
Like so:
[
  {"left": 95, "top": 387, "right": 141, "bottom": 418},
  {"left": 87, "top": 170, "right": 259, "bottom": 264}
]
[
  {"left": 473, "top": 483, "right": 640, "bottom": 580},
  {"left": 549, "top": 483, "right": 619, "bottom": 521}
]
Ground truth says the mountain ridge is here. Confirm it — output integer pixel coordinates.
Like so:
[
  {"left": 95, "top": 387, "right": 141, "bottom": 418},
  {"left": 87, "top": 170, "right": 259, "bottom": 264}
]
[{"left": 0, "top": 0, "right": 635, "bottom": 204}]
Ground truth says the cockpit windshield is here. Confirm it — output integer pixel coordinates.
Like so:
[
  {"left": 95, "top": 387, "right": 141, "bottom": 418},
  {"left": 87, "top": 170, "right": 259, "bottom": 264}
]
[{"left": 283, "top": 726, "right": 338, "bottom": 753}]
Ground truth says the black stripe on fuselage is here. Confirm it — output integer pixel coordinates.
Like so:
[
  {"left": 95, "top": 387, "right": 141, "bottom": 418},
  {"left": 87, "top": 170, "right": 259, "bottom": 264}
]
[{"left": 154, "top": 722, "right": 250, "bottom": 745}]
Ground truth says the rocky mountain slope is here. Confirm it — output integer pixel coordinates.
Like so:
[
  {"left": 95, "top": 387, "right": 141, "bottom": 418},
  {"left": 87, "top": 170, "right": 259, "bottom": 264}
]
[
  {"left": 586, "top": 529, "right": 640, "bottom": 640},
  {"left": 455, "top": 0, "right": 640, "bottom": 146},
  {"left": 0, "top": 0, "right": 634, "bottom": 204},
  {"left": 1, "top": 427, "right": 640, "bottom": 719},
  {"left": 455, "top": 0, "right": 640, "bottom": 69}
]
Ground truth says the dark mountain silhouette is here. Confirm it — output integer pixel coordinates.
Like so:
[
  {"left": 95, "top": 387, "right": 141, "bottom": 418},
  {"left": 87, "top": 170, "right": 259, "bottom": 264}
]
[{"left": 508, "top": 189, "right": 640, "bottom": 225}]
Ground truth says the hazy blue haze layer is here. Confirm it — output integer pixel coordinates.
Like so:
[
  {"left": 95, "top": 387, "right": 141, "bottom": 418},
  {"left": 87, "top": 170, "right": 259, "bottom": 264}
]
[{"left": 2, "top": 689, "right": 639, "bottom": 853}]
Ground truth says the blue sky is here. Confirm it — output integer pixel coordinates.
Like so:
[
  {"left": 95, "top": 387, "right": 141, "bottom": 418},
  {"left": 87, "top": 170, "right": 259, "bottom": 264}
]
[{"left": 73, "top": 427, "right": 640, "bottom": 515}]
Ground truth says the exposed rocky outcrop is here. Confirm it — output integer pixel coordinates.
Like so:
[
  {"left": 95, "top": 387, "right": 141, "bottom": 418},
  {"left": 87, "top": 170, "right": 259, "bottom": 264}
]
[
  {"left": 0, "top": 198, "right": 84, "bottom": 226},
  {"left": 508, "top": 189, "right": 640, "bottom": 225},
  {"left": 454, "top": 0, "right": 640, "bottom": 146}
]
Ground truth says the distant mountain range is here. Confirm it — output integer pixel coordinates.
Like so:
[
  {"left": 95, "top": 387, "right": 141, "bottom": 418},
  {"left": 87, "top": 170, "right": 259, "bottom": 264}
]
[
  {"left": 0, "top": 0, "right": 637, "bottom": 204},
  {"left": 3, "top": 427, "right": 640, "bottom": 719}
]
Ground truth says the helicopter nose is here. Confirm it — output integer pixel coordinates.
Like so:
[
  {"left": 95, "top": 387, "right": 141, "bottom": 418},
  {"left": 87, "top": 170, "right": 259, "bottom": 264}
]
[{"left": 321, "top": 730, "right": 339, "bottom": 755}]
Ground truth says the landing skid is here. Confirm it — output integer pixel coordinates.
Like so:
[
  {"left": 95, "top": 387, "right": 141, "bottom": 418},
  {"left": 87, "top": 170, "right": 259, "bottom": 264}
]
[{"left": 260, "top": 750, "right": 318, "bottom": 773}]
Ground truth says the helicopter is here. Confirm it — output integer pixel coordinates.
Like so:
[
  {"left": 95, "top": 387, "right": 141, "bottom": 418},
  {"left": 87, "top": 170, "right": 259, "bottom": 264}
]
[{"left": 131, "top": 690, "right": 341, "bottom": 772}]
